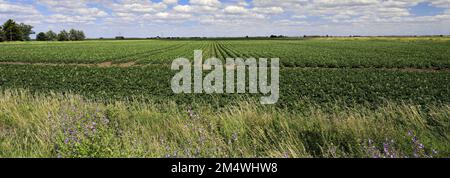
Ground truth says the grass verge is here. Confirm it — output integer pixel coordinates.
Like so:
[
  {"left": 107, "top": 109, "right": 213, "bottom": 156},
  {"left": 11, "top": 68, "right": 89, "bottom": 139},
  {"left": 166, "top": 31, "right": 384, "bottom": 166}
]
[{"left": 0, "top": 90, "right": 448, "bottom": 158}]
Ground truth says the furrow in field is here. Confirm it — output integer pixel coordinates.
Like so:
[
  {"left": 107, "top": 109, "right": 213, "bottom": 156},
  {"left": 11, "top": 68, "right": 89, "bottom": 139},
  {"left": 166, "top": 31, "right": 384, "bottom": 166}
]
[
  {"left": 215, "top": 41, "right": 231, "bottom": 60},
  {"left": 209, "top": 41, "right": 216, "bottom": 58},
  {"left": 212, "top": 42, "right": 220, "bottom": 59},
  {"left": 204, "top": 41, "right": 216, "bottom": 59},
  {"left": 135, "top": 42, "right": 207, "bottom": 64},
  {"left": 217, "top": 43, "right": 237, "bottom": 59},
  {"left": 228, "top": 45, "right": 256, "bottom": 59},
  {"left": 219, "top": 42, "right": 249, "bottom": 59},
  {"left": 214, "top": 41, "right": 226, "bottom": 60},
  {"left": 119, "top": 43, "right": 186, "bottom": 63}
]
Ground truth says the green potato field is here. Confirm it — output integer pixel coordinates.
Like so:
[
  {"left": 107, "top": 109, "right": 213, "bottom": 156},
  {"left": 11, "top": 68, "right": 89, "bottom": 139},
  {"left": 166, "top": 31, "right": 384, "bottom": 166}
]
[{"left": 0, "top": 37, "right": 449, "bottom": 158}]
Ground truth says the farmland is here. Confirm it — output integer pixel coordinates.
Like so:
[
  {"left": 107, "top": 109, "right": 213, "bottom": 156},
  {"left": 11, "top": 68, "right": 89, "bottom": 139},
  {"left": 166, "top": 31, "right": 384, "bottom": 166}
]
[
  {"left": 0, "top": 37, "right": 449, "bottom": 158},
  {"left": 1, "top": 38, "right": 450, "bottom": 68}
]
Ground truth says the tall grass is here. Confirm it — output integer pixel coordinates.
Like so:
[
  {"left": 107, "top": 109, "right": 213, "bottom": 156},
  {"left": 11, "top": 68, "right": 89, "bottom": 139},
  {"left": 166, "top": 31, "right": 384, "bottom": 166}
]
[{"left": 0, "top": 90, "right": 448, "bottom": 158}]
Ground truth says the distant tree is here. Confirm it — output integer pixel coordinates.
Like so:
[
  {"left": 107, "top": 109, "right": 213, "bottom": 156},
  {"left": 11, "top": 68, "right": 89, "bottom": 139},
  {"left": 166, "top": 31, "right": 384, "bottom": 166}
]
[
  {"left": 46, "top": 30, "right": 57, "bottom": 41},
  {"left": 0, "top": 26, "right": 3, "bottom": 42},
  {"left": 270, "top": 35, "right": 285, "bottom": 38},
  {"left": 69, "top": 29, "right": 77, "bottom": 41},
  {"left": 77, "top": 30, "right": 86, "bottom": 40},
  {"left": 2, "top": 19, "right": 22, "bottom": 41},
  {"left": 69, "top": 29, "right": 86, "bottom": 41},
  {"left": 57, "top": 30, "right": 70, "bottom": 41},
  {"left": 36, "top": 32, "right": 48, "bottom": 41},
  {"left": 0, "top": 19, "right": 34, "bottom": 41},
  {"left": 18, "top": 23, "right": 34, "bottom": 41}
]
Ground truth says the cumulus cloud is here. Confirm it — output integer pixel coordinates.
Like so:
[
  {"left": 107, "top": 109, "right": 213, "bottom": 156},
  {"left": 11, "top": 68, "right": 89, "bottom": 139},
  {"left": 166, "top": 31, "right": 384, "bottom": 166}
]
[
  {"left": 110, "top": 1, "right": 167, "bottom": 14},
  {"left": 163, "top": 0, "right": 178, "bottom": 5},
  {"left": 0, "top": 0, "right": 42, "bottom": 24},
  {"left": 252, "top": 7, "right": 284, "bottom": 14},
  {"left": 35, "top": 0, "right": 109, "bottom": 24},
  {"left": 190, "top": 0, "right": 221, "bottom": 7},
  {"left": 224, "top": 6, "right": 248, "bottom": 14},
  {"left": 0, "top": 2, "right": 39, "bottom": 14},
  {"left": 173, "top": 5, "right": 193, "bottom": 13}
]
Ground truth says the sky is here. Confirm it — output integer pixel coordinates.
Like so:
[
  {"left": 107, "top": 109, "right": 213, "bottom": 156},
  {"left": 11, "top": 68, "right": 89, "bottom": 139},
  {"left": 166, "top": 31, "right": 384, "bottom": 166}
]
[{"left": 1, "top": 0, "right": 450, "bottom": 38}]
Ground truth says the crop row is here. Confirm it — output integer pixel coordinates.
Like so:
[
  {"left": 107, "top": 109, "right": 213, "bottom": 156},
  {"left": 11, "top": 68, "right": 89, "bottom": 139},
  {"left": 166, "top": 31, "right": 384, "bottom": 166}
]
[
  {"left": 1, "top": 39, "right": 448, "bottom": 68},
  {"left": 0, "top": 40, "right": 183, "bottom": 64},
  {"left": 0, "top": 65, "right": 448, "bottom": 107},
  {"left": 223, "top": 40, "right": 450, "bottom": 68}
]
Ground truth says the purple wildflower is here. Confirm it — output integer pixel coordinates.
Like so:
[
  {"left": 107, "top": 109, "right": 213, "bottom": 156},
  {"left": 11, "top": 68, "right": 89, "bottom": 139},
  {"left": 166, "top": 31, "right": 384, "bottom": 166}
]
[
  {"left": 284, "top": 152, "right": 289, "bottom": 158},
  {"left": 232, "top": 133, "right": 238, "bottom": 142}
]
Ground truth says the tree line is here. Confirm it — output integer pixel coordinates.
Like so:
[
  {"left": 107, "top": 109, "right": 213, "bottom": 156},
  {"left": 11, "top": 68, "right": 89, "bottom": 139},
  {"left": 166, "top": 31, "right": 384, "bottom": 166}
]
[
  {"left": 36, "top": 29, "right": 85, "bottom": 41},
  {"left": 0, "top": 19, "right": 85, "bottom": 42},
  {"left": 0, "top": 19, "right": 34, "bottom": 42}
]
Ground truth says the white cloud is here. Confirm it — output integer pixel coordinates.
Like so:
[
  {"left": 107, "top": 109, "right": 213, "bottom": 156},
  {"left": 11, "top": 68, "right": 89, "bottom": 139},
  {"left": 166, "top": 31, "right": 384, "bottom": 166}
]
[
  {"left": 163, "top": 0, "right": 178, "bottom": 5},
  {"left": 45, "top": 14, "right": 96, "bottom": 23},
  {"left": 252, "top": 7, "right": 284, "bottom": 14},
  {"left": 0, "top": 2, "right": 39, "bottom": 14},
  {"left": 110, "top": 1, "right": 167, "bottom": 14},
  {"left": 430, "top": 0, "right": 450, "bottom": 8},
  {"left": 224, "top": 6, "right": 248, "bottom": 14},
  {"left": 76, "top": 8, "right": 108, "bottom": 17},
  {"left": 173, "top": 5, "right": 193, "bottom": 13},
  {"left": 190, "top": 0, "right": 221, "bottom": 7},
  {"left": 0, "top": 0, "right": 43, "bottom": 24},
  {"left": 35, "top": 0, "right": 109, "bottom": 24}
]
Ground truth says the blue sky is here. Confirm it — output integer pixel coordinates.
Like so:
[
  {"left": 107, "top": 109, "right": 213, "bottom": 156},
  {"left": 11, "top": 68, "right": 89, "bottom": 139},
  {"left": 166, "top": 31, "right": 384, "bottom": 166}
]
[
  {"left": 411, "top": 2, "right": 445, "bottom": 16},
  {"left": 1, "top": 0, "right": 449, "bottom": 38}
]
